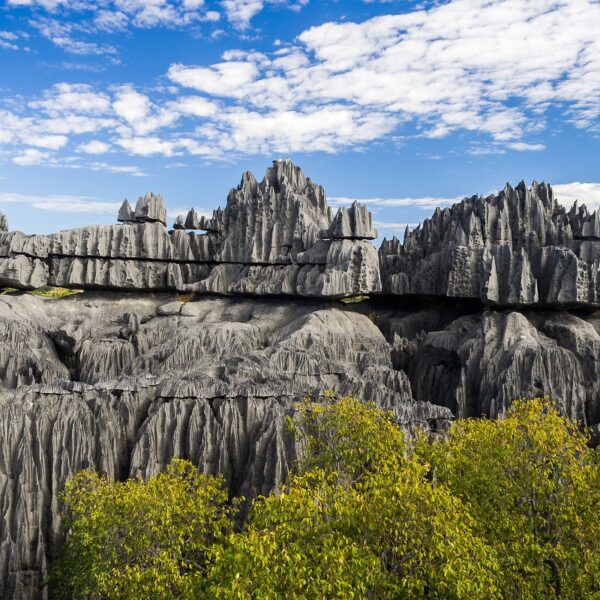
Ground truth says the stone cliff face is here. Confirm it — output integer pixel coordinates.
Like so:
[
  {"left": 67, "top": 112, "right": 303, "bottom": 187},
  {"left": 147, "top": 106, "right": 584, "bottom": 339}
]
[
  {"left": 1, "top": 161, "right": 600, "bottom": 599},
  {"left": 379, "top": 181, "right": 600, "bottom": 307},
  {"left": 0, "top": 292, "right": 450, "bottom": 599},
  {"left": 0, "top": 292, "right": 599, "bottom": 599},
  {"left": 0, "top": 160, "right": 381, "bottom": 299}
]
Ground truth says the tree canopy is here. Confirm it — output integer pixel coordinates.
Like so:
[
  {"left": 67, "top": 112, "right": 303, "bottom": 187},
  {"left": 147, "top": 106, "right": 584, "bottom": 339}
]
[{"left": 50, "top": 396, "right": 600, "bottom": 599}]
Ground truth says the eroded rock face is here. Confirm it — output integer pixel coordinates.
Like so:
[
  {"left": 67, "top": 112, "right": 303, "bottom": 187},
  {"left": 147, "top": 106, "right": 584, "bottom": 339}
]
[
  {"left": 379, "top": 181, "right": 600, "bottom": 307},
  {"left": 1, "top": 290, "right": 599, "bottom": 600},
  {"left": 322, "top": 201, "right": 377, "bottom": 240},
  {"left": 379, "top": 306, "right": 599, "bottom": 425},
  {"left": 2, "top": 166, "right": 600, "bottom": 307},
  {"left": 0, "top": 161, "right": 380, "bottom": 298},
  {"left": 0, "top": 292, "right": 449, "bottom": 600}
]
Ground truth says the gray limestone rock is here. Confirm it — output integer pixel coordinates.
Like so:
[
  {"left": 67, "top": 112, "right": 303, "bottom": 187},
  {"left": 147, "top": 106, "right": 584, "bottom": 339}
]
[
  {"left": 117, "top": 199, "right": 135, "bottom": 223},
  {"left": 381, "top": 308, "right": 594, "bottom": 423},
  {"left": 133, "top": 192, "right": 167, "bottom": 225},
  {"left": 185, "top": 208, "right": 200, "bottom": 229},
  {"left": 0, "top": 292, "right": 455, "bottom": 599},
  {"left": 321, "top": 201, "right": 377, "bottom": 240},
  {"left": 0, "top": 161, "right": 381, "bottom": 299},
  {"left": 214, "top": 160, "right": 331, "bottom": 263},
  {"left": 379, "top": 181, "right": 600, "bottom": 307},
  {"left": 0, "top": 289, "right": 598, "bottom": 600}
]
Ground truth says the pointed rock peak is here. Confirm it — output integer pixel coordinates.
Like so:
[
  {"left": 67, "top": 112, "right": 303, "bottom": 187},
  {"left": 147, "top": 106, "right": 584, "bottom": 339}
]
[
  {"left": 173, "top": 215, "right": 185, "bottom": 230},
  {"left": 264, "top": 159, "right": 308, "bottom": 193},
  {"left": 117, "top": 199, "right": 134, "bottom": 223},
  {"left": 321, "top": 201, "right": 377, "bottom": 240},
  {"left": 0, "top": 211, "right": 8, "bottom": 232},
  {"left": 185, "top": 208, "right": 200, "bottom": 230},
  {"left": 516, "top": 180, "right": 528, "bottom": 193},
  {"left": 198, "top": 213, "right": 220, "bottom": 233},
  {"left": 503, "top": 182, "right": 514, "bottom": 195},
  {"left": 241, "top": 171, "right": 257, "bottom": 186},
  {"left": 133, "top": 192, "right": 167, "bottom": 226}
]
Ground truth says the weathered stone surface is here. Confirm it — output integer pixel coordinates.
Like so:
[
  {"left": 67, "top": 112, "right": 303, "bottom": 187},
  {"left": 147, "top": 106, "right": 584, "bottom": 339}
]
[
  {"left": 0, "top": 292, "right": 455, "bottom": 599},
  {"left": 322, "top": 201, "right": 377, "bottom": 239},
  {"left": 117, "top": 199, "right": 135, "bottom": 223},
  {"left": 379, "top": 181, "right": 600, "bottom": 307},
  {"left": 0, "top": 161, "right": 380, "bottom": 298},
  {"left": 380, "top": 307, "right": 598, "bottom": 425},
  {"left": 213, "top": 160, "right": 331, "bottom": 263},
  {"left": 184, "top": 207, "right": 200, "bottom": 229},
  {"left": 1, "top": 292, "right": 599, "bottom": 600},
  {"left": 133, "top": 192, "right": 167, "bottom": 225}
]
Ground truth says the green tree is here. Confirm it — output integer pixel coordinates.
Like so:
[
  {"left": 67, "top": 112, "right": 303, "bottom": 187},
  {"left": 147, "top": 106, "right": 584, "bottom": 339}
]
[
  {"left": 51, "top": 396, "right": 600, "bottom": 600},
  {"left": 49, "top": 459, "right": 233, "bottom": 600},
  {"left": 421, "top": 397, "right": 600, "bottom": 599},
  {"left": 206, "top": 396, "right": 500, "bottom": 599}
]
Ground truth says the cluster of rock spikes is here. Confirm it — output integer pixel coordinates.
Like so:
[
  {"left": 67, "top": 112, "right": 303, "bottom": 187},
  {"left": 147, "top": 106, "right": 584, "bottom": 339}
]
[
  {"left": 0, "top": 159, "right": 598, "bottom": 307},
  {"left": 0, "top": 160, "right": 599, "bottom": 599}
]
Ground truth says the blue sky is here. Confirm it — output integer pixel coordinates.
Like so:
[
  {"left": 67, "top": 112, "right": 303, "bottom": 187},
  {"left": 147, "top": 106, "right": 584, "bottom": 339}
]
[{"left": 0, "top": 0, "right": 599, "bottom": 238}]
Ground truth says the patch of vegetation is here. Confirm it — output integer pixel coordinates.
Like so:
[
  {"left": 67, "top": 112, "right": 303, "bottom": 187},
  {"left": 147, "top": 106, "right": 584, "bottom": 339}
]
[
  {"left": 50, "top": 396, "right": 600, "bottom": 599},
  {"left": 28, "top": 286, "right": 83, "bottom": 299},
  {"left": 339, "top": 295, "right": 369, "bottom": 304},
  {"left": 175, "top": 292, "right": 199, "bottom": 304}
]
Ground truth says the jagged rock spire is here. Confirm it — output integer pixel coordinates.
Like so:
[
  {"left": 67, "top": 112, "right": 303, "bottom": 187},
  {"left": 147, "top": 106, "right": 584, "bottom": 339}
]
[
  {"left": 117, "top": 199, "right": 135, "bottom": 223},
  {"left": 133, "top": 193, "right": 167, "bottom": 226},
  {"left": 321, "top": 201, "right": 377, "bottom": 240}
]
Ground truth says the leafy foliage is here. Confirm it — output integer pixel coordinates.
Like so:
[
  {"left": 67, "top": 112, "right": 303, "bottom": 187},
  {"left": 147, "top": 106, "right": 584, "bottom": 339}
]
[
  {"left": 29, "top": 286, "right": 83, "bottom": 298},
  {"left": 420, "top": 398, "right": 600, "bottom": 599},
  {"left": 49, "top": 460, "right": 233, "bottom": 600},
  {"left": 51, "top": 396, "right": 600, "bottom": 599}
]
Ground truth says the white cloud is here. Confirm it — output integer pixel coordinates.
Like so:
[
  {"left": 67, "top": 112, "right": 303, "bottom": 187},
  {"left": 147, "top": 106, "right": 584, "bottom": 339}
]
[
  {"left": 0, "top": 192, "right": 122, "bottom": 214},
  {"left": 167, "top": 0, "right": 600, "bottom": 150},
  {"left": 31, "top": 18, "right": 117, "bottom": 55},
  {"left": 168, "top": 61, "right": 259, "bottom": 96},
  {"left": 116, "top": 135, "right": 177, "bottom": 156},
  {"left": 4, "top": 0, "right": 600, "bottom": 163},
  {"left": 221, "top": 0, "right": 264, "bottom": 29},
  {"left": 30, "top": 83, "right": 111, "bottom": 116},
  {"left": 507, "top": 142, "right": 546, "bottom": 152},
  {"left": 12, "top": 148, "right": 51, "bottom": 165},
  {"left": 553, "top": 182, "right": 600, "bottom": 211},
  {"left": 0, "top": 30, "right": 20, "bottom": 50},
  {"left": 330, "top": 195, "right": 462, "bottom": 210},
  {"left": 220, "top": 0, "right": 308, "bottom": 29},
  {"left": 20, "top": 134, "right": 68, "bottom": 149},
  {"left": 76, "top": 140, "right": 111, "bottom": 154}
]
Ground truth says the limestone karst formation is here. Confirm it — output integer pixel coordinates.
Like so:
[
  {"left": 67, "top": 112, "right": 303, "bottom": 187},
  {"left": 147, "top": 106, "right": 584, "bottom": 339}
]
[
  {"left": 379, "top": 180, "right": 600, "bottom": 306},
  {"left": 0, "top": 160, "right": 381, "bottom": 298},
  {"left": 0, "top": 160, "right": 600, "bottom": 599}
]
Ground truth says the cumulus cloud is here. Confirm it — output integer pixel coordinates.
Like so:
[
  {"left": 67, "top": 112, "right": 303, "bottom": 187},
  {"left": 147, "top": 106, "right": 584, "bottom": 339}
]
[
  {"left": 330, "top": 196, "right": 463, "bottom": 210},
  {"left": 553, "top": 182, "right": 600, "bottom": 211},
  {"left": 8, "top": 0, "right": 219, "bottom": 28},
  {"left": 12, "top": 148, "right": 52, "bottom": 165},
  {"left": 0, "top": 192, "right": 122, "bottom": 213},
  {"left": 220, "top": 0, "right": 308, "bottom": 29},
  {"left": 3, "top": 0, "right": 600, "bottom": 164},
  {"left": 76, "top": 140, "right": 111, "bottom": 154}
]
